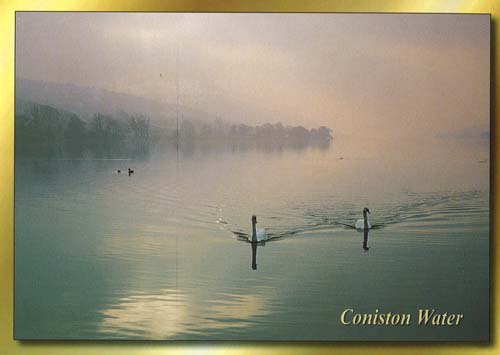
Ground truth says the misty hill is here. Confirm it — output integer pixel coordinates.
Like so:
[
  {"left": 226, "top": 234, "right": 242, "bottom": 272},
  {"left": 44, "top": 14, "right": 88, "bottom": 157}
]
[
  {"left": 16, "top": 77, "right": 215, "bottom": 128},
  {"left": 436, "top": 125, "right": 489, "bottom": 150}
]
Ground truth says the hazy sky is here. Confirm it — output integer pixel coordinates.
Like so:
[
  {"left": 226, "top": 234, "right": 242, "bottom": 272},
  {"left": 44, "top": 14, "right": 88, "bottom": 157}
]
[{"left": 16, "top": 13, "right": 489, "bottom": 138}]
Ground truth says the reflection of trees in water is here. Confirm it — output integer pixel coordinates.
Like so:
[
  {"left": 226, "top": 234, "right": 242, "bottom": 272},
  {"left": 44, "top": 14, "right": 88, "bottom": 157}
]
[
  {"left": 161, "top": 138, "right": 331, "bottom": 159},
  {"left": 18, "top": 139, "right": 152, "bottom": 160},
  {"left": 16, "top": 103, "right": 152, "bottom": 160},
  {"left": 15, "top": 101, "right": 332, "bottom": 159}
]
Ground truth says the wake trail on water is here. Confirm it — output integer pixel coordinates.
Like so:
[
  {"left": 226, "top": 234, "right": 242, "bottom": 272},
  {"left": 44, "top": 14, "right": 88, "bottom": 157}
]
[{"left": 216, "top": 189, "right": 486, "bottom": 242}]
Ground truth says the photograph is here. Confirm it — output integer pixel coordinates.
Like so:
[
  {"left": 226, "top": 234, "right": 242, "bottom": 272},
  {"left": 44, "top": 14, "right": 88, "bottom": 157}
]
[{"left": 14, "top": 12, "right": 490, "bottom": 341}]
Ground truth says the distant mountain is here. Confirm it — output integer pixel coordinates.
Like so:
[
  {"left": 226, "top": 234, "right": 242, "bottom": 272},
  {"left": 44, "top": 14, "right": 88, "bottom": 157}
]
[
  {"left": 15, "top": 77, "right": 216, "bottom": 128},
  {"left": 437, "top": 125, "right": 489, "bottom": 142}
]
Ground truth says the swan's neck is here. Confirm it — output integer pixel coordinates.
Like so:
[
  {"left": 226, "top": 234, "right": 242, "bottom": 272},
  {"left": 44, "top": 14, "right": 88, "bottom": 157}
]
[
  {"left": 363, "top": 212, "right": 369, "bottom": 228},
  {"left": 252, "top": 220, "right": 257, "bottom": 242}
]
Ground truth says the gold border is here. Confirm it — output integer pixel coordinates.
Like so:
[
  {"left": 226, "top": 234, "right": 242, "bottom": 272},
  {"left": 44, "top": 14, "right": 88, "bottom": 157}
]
[{"left": 0, "top": 1, "right": 497, "bottom": 353}]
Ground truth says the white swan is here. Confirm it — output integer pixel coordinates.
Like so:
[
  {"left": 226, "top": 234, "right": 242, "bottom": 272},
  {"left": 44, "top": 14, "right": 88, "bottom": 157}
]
[
  {"left": 249, "top": 215, "right": 268, "bottom": 242},
  {"left": 355, "top": 208, "right": 372, "bottom": 230}
]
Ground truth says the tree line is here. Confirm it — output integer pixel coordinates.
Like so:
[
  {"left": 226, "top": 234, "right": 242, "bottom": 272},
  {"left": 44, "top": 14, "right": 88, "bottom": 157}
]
[
  {"left": 15, "top": 102, "right": 333, "bottom": 157},
  {"left": 15, "top": 103, "right": 151, "bottom": 157},
  {"left": 185, "top": 121, "right": 332, "bottom": 143}
]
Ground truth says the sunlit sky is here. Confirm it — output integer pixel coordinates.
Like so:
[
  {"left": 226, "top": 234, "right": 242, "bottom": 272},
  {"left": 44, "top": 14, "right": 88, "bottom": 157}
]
[{"left": 16, "top": 13, "right": 489, "bottom": 138}]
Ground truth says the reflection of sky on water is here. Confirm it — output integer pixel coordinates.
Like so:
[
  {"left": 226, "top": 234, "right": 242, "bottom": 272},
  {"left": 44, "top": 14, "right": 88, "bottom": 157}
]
[{"left": 99, "top": 288, "right": 271, "bottom": 339}]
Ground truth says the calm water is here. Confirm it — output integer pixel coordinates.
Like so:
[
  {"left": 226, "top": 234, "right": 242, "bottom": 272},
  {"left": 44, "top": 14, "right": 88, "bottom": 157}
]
[{"left": 14, "top": 138, "right": 489, "bottom": 340}]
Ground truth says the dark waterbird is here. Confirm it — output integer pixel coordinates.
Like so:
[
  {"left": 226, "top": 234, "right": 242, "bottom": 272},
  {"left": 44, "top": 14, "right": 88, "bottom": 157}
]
[{"left": 128, "top": 168, "right": 134, "bottom": 176}]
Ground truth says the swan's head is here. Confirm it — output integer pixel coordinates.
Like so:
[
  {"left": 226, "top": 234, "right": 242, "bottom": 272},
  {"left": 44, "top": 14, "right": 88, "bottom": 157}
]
[
  {"left": 363, "top": 207, "right": 370, "bottom": 214},
  {"left": 252, "top": 215, "right": 257, "bottom": 224}
]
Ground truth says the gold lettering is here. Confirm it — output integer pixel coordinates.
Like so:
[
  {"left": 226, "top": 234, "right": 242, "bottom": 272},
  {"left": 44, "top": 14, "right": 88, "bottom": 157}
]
[{"left": 341, "top": 309, "right": 353, "bottom": 325}]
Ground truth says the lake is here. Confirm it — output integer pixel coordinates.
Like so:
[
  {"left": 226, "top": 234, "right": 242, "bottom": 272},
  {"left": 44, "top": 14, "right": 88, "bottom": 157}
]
[{"left": 14, "top": 137, "right": 489, "bottom": 340}]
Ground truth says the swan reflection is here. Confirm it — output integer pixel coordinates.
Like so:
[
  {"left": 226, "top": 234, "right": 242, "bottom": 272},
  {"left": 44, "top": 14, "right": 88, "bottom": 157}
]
[
  {"left": 362, "top": 228, "right": 370, "bottom": 252},
  {"left": 252, "top": 241, "right": 258, "bottom": 270},
  {"left": 233, "top": 232, "right": 269, "bottom": 271},
  {"left": 250, "top": 240, "right": 269, "bottom": 270}
]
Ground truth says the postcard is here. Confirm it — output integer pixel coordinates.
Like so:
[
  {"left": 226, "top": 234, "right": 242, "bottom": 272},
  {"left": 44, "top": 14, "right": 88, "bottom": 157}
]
[{"left": 14, "top": 12, "right": 490, "bottom": 341}]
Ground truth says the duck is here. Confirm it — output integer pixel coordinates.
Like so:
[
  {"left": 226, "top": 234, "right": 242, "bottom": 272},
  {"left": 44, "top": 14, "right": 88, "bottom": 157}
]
[
  {"left": 128, "top": 168, "right": 134, "bottom": 176},
  {"left": 355, "top": 207, "right": 372, "bottom": 230},
  {"left": 249, "top": 215, "right": 268, "bottom": 242}
]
